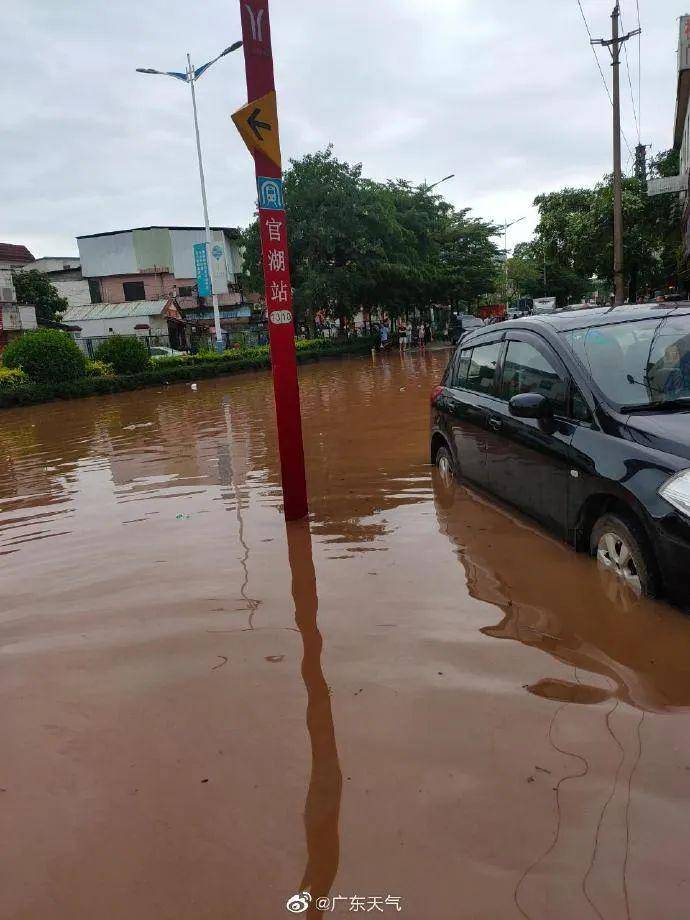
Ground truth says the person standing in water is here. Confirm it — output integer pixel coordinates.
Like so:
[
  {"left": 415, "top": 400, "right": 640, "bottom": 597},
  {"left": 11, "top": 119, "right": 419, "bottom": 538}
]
[
  {"left": 418, "top": 321, "right": 426, "bottom": 354},
  {"left": 398, "top": 320, "right": 407, "bottom": 353}
]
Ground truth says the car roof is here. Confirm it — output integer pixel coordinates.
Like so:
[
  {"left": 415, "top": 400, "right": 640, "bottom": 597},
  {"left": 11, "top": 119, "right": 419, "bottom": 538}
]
[{"left": 463, "top": 302, "right": 690, "bottom": 338}]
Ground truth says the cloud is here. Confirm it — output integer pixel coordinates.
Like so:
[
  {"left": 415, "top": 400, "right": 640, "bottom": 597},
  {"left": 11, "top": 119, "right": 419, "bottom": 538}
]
[{"left": 1, "top": 0, "right": 680, "bottom": 256}]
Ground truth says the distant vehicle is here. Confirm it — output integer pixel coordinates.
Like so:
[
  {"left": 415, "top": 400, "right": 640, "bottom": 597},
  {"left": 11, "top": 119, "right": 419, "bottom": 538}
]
[
  {"left": 448, "top": 313, "right": 483, "bottom": 345},
  {"left": 532, "top": 296, "right": 557, "bottom": 314},
  {"left": 430, "top": 303, "right": 690, "bottom": 606},
  {"left": 149, "top": 346, "right": 188, "bottom": 358},
  {"left": 479, "top": 303, "right": 507, "bottom": 321}
]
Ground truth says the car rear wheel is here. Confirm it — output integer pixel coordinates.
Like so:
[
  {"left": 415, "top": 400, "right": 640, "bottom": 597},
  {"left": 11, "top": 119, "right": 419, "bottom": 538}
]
[{"left": 590, "top": 513, "right": 658, "bottom": 600}]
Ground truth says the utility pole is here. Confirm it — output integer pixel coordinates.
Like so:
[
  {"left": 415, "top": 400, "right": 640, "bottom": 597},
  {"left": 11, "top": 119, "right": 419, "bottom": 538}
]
[
  {"left": 592, "top": 6, "right": 640, "bottom": 306},
  {"left": 635, "top": 143, "right": 649, "bottom": 187}
]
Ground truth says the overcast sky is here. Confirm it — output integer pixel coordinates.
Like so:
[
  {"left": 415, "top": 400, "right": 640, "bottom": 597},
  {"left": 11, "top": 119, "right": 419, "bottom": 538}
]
[{"left": 1, "top": 0, "right": 684, "bottom": 258}]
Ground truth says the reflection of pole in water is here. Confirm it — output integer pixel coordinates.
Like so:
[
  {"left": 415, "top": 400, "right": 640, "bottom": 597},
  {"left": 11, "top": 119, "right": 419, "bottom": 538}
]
[
  {"left": 287, "top": 520, "right": 342, "bottom": 915},
  {"left": 221, "top": 399, "right": 261, "bottom": 629}
]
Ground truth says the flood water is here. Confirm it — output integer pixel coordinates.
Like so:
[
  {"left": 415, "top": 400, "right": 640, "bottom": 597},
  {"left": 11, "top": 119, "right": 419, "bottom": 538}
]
[{"left": 2, "top": 349, "right": 690, "bottom": 919}]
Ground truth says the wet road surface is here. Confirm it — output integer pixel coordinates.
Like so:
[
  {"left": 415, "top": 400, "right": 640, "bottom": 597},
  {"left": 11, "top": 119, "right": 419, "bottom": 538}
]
[{"left": 2, "top": 350, "right": 690, "bottom": 919}]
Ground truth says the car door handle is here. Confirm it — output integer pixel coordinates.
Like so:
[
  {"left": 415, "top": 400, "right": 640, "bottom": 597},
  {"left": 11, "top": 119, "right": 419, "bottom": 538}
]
[{"left": 488, "top": 417, "right": 503, "bottom": 432}]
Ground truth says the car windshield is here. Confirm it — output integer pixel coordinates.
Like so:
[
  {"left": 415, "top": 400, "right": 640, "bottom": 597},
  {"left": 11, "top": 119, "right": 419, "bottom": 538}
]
[{"left": 561, "top": 313, "right": 690, "bottom": 408}]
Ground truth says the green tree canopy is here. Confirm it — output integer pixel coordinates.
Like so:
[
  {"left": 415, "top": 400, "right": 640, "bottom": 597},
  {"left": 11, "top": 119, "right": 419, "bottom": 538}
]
[
  {"left": 12, "top": 270, "right": 69, "bottom": 324},
  {"left": 240, "top": 146, "right": 501, "bottom": 325},
  {"left": 508, "top": 150, "right": 682, "bottom": 305}
]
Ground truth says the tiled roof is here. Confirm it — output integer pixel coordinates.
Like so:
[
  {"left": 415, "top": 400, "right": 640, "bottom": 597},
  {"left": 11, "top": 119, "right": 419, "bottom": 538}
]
[
  {"left": 61, "top": 299, "right": 170, "bottom": 322},
  {"left": 0, "top": 243, "right": 35, "bottom": 264}
]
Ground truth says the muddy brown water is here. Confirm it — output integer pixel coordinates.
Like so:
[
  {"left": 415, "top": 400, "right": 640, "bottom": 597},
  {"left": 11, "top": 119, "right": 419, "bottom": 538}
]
[{"left": 2, "top": 349, "right": 690, "bottom": 920}]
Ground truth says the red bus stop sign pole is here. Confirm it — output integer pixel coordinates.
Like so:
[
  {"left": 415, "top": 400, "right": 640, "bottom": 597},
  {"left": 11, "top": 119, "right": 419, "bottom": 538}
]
[{"left": 233, "top": 0, "right": 308, "bottom": 521}]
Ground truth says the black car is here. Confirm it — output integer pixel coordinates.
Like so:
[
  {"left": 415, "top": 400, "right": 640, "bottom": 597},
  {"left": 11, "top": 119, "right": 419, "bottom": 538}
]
[{"left": 430, "top": 303, "right": 690, "bottom": 605}]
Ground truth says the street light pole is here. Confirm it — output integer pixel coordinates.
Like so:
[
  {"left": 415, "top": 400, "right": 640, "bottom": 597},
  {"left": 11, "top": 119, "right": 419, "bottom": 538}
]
[
  {"left": 502, "top": 217, "right": 525, "bottom": 303},
  {"left": 136, "top": 41, "right": 242, "bottom": 351},
  {"left": 425, "top": 174, "right": 455, "bottom": 192},
  {"left": 186, "top": 53, "right": 222, "bottom": 350}
]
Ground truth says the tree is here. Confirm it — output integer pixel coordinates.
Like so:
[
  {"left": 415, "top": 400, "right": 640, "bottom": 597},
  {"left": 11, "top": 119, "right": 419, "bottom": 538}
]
[
  {"left": 240, "top": 146, "right": 501, "bottom": 326},
  {"left": 508, "top": 241, "right": 592, "bottom": 305},
  {"left": 2, "top": 329, "right": 86, "bottom": 383},
  {"left": 522, "top": 152, "right": 683, "bottom": 303},
  {"left": 94, "top": 336, "right": 149, "bottom": 374},
  {"left": 12, "top": 270, "right": 69, "bottom": 324}
]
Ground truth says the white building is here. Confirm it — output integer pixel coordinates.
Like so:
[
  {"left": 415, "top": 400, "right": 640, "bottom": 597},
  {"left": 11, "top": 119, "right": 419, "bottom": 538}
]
[
  {"left": 16, "top": 256, "right": 92, "bottom": 309},
  {"left": 61, "top": 297, "right": 189, "bottom": 352},
  {"left": 22, "top": 256, "right": 81, "bottom": 274},
  {"left": 0, "top": 268, "right": 16, "bottom": 304},
  {"left": 76, "top": 226, "right": 242, "bottom": 310}
]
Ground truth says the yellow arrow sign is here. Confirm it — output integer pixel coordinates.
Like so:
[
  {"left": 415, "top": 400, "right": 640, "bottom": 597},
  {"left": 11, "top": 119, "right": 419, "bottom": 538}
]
[{"left": 232, "top": 91, "right": 282, "bottom": 169}]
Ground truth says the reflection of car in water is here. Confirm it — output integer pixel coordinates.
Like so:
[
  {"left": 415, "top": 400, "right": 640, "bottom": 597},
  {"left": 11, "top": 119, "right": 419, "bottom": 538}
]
[
  {"left": 431, "top": 476, "right": 690, "bottom": 712},
  {"left": 430, "top": 304, "right": 690, "bottom": 606}
]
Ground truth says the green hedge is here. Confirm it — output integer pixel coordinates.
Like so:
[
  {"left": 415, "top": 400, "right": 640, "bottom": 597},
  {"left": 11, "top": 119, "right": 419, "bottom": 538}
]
[
  {"left": 3, "top": 329, "right": 86, "bottom": 383},
  {"left": 0, "top": 338, "right": 375, "bottom": 409},
  {"left": 95, "top": 335, "right": 150, "bottom": 374},
  {"left": 0, "top": 367, "right": 30, "bottom": 392}
]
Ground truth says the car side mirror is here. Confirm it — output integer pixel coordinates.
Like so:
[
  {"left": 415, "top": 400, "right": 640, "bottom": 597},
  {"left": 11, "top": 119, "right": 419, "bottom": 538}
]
[{"left": 509, "top": 392, "right": 553, "bottom": 420}]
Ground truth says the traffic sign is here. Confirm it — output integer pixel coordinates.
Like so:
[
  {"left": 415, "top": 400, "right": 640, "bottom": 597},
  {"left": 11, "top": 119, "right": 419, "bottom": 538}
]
[{"left": 232, "top": 90, "right": 281, "bottom": 169}]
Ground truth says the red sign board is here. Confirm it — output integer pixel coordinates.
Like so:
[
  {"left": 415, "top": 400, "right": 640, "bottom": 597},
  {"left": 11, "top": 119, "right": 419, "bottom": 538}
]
[{"left": 238, "top": 0, "right": 308, "bottom": 521}]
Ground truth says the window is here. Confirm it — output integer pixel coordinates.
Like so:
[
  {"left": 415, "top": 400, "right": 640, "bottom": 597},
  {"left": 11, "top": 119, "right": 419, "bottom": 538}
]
[
  {"left": 466, "top": 341, "right": 502, "bottom": 395},
  {"left": 453, "top": 348, "right": 472, "bottom": 387},
  {"left": 501, "top": 340, "right": 567, "bottom": 415},
  {"left": 123, "top": 281, "right": 145, "bottom": 302},
  {"left": 571, "top": 386, "right": 592, "bottom": 423},
  {"left": 88, "top": 279, "right": 102, "bottom": 304},
  {"left": 445, "top": 347, "right": 472, "bottom": 388},
  {"left": 178, "top": 285, "right": 194, "bottom": 297},
  {"left": 560, "top": 316, "right": 690, "bottom": 407}
]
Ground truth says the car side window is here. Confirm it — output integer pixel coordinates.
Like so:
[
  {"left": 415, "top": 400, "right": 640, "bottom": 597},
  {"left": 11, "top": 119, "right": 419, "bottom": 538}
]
[
  {"left": 465, "top": 342, "right": 502, "bottom": 395},
  {"left": 452, "top": 347, "right": 472, "bottom": 388},
  {"left": 501, "top": 340, "right": 568, "bottom": 415},
  {"left": 571, "top": 385, "right": 592, "bottom": 423}
]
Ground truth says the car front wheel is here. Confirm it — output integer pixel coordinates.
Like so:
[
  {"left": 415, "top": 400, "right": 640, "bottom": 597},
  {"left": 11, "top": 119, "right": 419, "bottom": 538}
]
[
  {"left": 435, "top": 445, "right": 455, "bottom": 483},
  {"left": 590, "top": 512, "right": 658, "bottom": 600}
]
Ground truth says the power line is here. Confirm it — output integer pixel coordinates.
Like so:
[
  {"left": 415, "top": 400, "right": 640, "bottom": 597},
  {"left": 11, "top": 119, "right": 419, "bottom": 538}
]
[
  {"left": 575, "top": 0, "right": 635, "bottom": 159},
  {"left": 576, "top": 0, "right": 613, "bottom": 104},
  {"left": 620, "top": 4, "right": 641, "bottom": 141}
]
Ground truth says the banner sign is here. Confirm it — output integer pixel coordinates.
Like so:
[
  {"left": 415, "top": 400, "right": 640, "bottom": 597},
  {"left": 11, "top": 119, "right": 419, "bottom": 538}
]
[{"left": 193, "top": 242, "right": 212, "bottom": 297}]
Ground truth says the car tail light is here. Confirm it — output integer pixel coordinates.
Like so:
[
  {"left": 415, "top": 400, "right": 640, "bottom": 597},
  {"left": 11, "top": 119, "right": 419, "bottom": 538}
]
[{"left": 430, "top": 385, "right": 444, "bottom": 405}]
